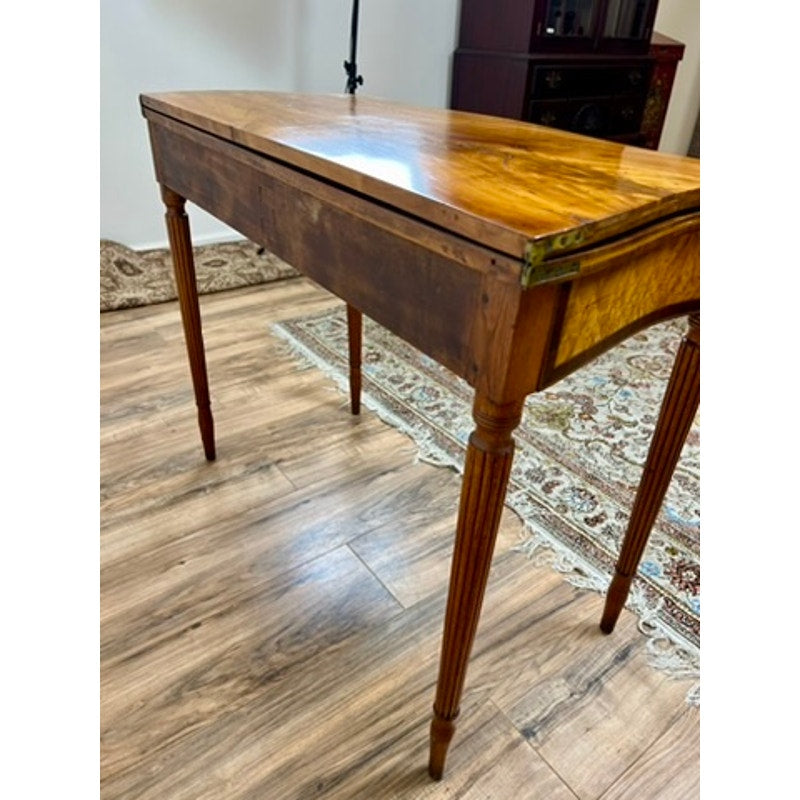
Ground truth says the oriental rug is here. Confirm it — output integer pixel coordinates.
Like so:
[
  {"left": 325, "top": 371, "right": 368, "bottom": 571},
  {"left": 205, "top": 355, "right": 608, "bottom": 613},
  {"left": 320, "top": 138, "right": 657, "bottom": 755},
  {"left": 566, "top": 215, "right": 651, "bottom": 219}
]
[
  {"left": 273, "top": 307, "right": 700, "bottom": 703},
  {"left": 100, "top": 239, "right": 298, "bottom": 311}
]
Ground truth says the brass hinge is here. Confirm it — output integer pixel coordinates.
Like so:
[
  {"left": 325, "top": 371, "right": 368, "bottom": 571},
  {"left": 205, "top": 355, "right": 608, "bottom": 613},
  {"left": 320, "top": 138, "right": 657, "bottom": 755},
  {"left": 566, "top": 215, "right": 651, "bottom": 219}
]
[{"left": 521, "top": 230, "right": 585, "bottom": 288}]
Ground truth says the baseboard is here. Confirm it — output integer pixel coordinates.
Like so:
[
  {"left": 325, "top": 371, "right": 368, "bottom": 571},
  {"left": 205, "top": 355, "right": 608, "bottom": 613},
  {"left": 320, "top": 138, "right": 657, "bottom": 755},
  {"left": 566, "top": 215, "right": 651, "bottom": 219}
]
[{"left": 128, "top": 230, "right": 249, "bottom": 252}]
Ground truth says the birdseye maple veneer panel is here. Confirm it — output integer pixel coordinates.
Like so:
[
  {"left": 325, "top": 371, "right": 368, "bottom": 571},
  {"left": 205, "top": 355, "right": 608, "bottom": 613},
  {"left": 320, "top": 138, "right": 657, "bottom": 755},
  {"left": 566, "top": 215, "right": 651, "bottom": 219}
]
[{"left": 544, "top": 214, "right": 700, "bottom": 383}]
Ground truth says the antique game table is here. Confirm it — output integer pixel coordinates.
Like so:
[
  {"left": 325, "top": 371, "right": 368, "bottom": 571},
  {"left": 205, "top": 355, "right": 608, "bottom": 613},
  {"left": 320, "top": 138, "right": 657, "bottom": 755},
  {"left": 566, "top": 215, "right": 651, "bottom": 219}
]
[{"left": 140, "top": 91, "right": 699, "bottom": 779}]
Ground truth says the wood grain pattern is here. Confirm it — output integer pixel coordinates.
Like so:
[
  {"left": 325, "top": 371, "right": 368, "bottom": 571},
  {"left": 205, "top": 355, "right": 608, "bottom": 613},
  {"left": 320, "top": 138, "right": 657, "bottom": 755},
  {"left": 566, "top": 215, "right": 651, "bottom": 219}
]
[
  {"left": 101, "top": 279, "right": 698, "bottom": 799},
  {"left": 141, "top": 91, "right": 699, "bottom": 260},
  {"left": 148, "top": 118, "right": 492, "bottom": 382},
  {"left": 598, "top": 706, "right": 700, "bottom": 800}
]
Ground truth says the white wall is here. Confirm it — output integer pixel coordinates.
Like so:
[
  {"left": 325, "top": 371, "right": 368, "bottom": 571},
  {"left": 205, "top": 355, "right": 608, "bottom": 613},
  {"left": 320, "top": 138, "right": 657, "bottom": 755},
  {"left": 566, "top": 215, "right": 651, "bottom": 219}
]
[
  {"left": 654, "top": 0, "right": 700, "bottom": 155},
  {"left": 101, "top": 0, "right": 460, "bottom": 248},
  {"left": 101, "top": 0, "right": 697, "bottom": 249},
  {"left": 101, "top": 0, "right": 306, "bottom": 248},
  {"left": 292, "top": 0, "right": 461, "bottom": 102}
]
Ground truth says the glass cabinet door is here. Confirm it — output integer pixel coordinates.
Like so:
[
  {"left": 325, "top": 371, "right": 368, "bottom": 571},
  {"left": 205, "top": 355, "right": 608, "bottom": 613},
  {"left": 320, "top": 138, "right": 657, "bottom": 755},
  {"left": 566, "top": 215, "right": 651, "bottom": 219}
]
[
  {"left": 602, "top": 0, "right": 656, "bottom": 41},
  {"left": 540, "top": 0, "right": 598, "bottom": 40}
]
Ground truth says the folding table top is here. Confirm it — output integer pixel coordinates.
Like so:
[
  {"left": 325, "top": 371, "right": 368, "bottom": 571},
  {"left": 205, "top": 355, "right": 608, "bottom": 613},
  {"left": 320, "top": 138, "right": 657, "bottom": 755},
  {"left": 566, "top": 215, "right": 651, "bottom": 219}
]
[{"left": 140, "top": 91, "right": 700, "bottom": 261}]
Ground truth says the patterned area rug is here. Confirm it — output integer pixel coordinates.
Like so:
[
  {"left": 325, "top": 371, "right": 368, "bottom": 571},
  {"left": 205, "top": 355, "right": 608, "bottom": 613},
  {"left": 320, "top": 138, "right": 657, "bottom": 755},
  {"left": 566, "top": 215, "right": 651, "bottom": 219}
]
[
  {"left": 273, "top": 307, "right": 700, "bottom": 703},
  {"left": 100, "top": 239, "right": 298, "bottom": 311}
]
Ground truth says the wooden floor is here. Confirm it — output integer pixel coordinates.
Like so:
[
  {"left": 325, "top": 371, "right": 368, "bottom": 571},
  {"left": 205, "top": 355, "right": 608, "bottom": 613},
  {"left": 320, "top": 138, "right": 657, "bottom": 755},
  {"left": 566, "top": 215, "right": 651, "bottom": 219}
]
[{"left": 100, "top": 276, "right": 699, "bottom": 800}]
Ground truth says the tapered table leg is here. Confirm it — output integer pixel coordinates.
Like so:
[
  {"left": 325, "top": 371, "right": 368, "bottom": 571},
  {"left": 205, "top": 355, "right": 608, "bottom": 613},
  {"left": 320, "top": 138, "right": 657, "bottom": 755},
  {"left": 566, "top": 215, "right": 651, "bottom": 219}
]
[
  {"left": 161, "top": 185, "right": 216, "bottom": 461},
  {"left": 429, "top": 394, "right": 524, "bottom": 779},
  {"left": 346, "top": 304, "right": 362, "bottom": 415},
  {"left": 600, "top": 313, "right": 699, "bottom": 633}
]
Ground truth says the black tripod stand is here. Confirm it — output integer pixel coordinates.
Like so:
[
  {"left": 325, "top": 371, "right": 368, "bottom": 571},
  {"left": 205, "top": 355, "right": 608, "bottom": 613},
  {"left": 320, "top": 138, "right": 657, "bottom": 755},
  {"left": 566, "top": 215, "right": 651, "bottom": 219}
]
[
  {"left": 343, "top": 0, "right": 363, "bottom": 95},
  {"left": 342, "top": 0, "right": 364, "bottom": 414}
]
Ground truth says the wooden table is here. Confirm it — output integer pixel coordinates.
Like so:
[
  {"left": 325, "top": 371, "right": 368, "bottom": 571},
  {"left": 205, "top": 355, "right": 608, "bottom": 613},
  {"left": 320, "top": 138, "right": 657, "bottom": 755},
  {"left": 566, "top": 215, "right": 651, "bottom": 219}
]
[{"left": 140, "top": 91, "right": 699, "bottom": 780}]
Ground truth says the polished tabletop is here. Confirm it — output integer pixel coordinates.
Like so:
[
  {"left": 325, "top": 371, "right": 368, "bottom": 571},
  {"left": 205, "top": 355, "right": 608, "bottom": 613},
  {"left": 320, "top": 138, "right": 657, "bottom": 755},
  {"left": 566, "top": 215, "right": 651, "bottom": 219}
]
[{"left": 140, "top": 91, "right": 700, "bottom": 259}]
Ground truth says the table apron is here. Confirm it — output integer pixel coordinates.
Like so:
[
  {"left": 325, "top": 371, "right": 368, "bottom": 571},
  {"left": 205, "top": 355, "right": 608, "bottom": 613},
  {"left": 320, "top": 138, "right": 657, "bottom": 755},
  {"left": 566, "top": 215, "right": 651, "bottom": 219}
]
[{"left": 146, "top": 114, "right": 530, "bottom": 382}]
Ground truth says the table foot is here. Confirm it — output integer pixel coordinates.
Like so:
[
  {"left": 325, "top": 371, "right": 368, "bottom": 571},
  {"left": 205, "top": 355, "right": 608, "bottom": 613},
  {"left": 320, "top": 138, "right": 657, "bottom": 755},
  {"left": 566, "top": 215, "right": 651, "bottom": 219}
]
[
  {"left": 161, "top": 185, "right": 216, "bottom": 461},
  {"left": 346, "top": 304, "right": 362, "bottom": 415},
  {"left": 428, "top": 393, "right": 523, "bottom": 779},
  {"left": 428, "top": 712, "right": 456, "bottom": 780},
  {"left": 600, "top": 312, "right": 699, "bottom": 633},
  {"left": 600, "top": 572, "right": 635, "bottom": 633}
]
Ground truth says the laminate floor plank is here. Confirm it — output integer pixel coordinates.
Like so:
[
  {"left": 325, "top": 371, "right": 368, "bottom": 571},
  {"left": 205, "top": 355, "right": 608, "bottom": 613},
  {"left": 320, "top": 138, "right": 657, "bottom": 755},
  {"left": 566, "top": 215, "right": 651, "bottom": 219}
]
[
  {"left": 102, "top": 427, "right": 436, "bottom": 617},
  {"left": 102, "top": 559, "right": 574, "bottom": 800},
  {"left": 101, "top": 544, "right": 403, "bottom": 794},
  {"left": 597, "top": 705, "right": 699, "bottom": 800},
  {"left": 100, "top": 317, "right": 327, "bottom": 427},
  {"left": 100, "top": 278, "right": 699, "bottom": 799},
  {"left": 472, "top": 573, "right": 692, "bottom": 798},
  {"left": 100, "top": 388, "right": 373, "bottom": 522},
  {"left": 349, "top": 486, "right": 526, "bottom": 609},
  {"left": 101, "top": 576, "right": 445, "bottom": 800}
]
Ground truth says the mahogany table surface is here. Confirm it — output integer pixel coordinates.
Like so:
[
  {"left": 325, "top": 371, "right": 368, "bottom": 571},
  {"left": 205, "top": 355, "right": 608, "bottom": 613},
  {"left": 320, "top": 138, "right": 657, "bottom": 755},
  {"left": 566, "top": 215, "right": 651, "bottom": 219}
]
[{"left": 141, "top": 90, "right": 699, "bottom": 261}]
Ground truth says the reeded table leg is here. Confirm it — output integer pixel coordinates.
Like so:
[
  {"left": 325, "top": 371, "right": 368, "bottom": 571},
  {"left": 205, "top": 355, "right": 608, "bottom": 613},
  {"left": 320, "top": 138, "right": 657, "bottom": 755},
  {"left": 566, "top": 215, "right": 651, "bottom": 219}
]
[
  {"left": 429, "top": 394, "right": 524, "bottom": 779},
  {"left": 346, "top": 304, "right": 362, "bottom": 415},
  {"left": 161, "top": 185, "right": 216, "bottom": 461},
  {"left": 600, "top": 313, "right": 699, "bottom": 633}
]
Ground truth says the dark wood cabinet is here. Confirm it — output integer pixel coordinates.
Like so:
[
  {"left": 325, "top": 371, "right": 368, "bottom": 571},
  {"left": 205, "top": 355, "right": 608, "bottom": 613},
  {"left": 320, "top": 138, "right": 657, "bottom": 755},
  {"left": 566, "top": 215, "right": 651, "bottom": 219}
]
[{"left": 450, "top": 1, "right": 683, "bottom": 149}]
